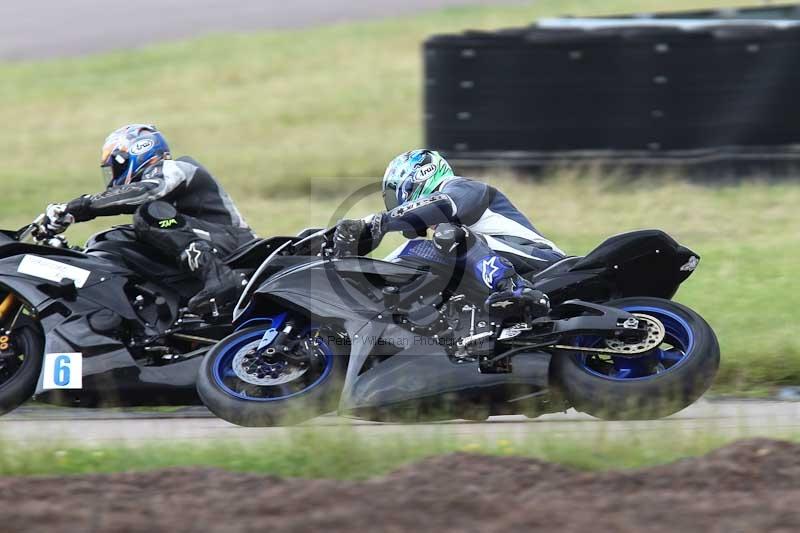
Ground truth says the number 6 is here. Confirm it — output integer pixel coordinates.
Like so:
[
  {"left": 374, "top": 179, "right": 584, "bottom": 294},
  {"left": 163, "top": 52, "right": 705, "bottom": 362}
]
[{"left": 53, "top": 355, "right": 71, "bottom": 387}]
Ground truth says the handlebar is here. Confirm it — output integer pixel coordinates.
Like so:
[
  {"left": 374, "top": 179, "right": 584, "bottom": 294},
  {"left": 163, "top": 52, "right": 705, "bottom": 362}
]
[
  {"left": 16, "top": 214, "right": 45, "bottom": 243},
  {"left": 15, "top": 214, "right": 70, "bottom": 249},
  {"left": 289, "top": 220, "right": 374, "bottom": 259},
  {"left": 290, "top": 226, "right": 337, "bottom": 257}
]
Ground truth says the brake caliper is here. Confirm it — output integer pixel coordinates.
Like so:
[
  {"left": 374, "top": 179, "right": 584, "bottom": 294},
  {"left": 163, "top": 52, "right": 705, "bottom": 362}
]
[
  {"left": 0, "top": 333, "right": 17, "bottom": 375},
  {"left": 0, "top": 334, "right": 13, "bottom": 355}
]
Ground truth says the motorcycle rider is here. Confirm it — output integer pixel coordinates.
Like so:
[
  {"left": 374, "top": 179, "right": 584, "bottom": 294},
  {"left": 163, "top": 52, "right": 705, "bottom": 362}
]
[
  {"left": 43, "top": 124, "right": 256, "bottom": 315},
  {"left": 334, "top": 149, "right": 564, "bottom": 318}
]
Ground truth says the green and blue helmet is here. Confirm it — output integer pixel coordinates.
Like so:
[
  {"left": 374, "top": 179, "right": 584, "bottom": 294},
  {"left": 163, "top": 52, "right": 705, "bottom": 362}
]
[{"left": 382, "top": 149, "right": 455, "bottom": 211}]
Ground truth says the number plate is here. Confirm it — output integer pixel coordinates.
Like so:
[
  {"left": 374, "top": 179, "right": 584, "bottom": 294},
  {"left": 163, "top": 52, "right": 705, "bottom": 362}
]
[
  {"left": 17, "top": 255, "right": 91, "bottom": 288},
  {"left": 42, "top": 353, "right": 83, "bottom": 390}
]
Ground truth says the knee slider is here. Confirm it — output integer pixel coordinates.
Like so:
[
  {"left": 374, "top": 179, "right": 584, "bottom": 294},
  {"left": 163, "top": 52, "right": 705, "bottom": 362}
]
[
  {"left": 135, "top": 201, "right": 184, "bottom": 230},
  {"left": 432, "top": 223, "right": 472, "bottom": 256}
]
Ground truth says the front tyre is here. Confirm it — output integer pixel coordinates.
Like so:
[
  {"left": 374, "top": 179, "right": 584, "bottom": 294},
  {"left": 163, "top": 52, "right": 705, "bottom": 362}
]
[
  {"left": 0, "top": 318, "right": 44, "bottom": 416},
  {"left": 197, "top": 325, "right": 347, "bottom": 427},
  {"left": 551, "top": 297, "right": 720, "bottom": 420}
]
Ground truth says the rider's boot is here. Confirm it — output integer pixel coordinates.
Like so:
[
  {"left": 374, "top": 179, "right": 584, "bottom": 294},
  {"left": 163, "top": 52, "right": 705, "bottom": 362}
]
[
  {"left": 481, "top": 258, "right": 550, "bottom": 320},
  {"left": 182, "top": 240, "right": 244, "bottom": 316}
]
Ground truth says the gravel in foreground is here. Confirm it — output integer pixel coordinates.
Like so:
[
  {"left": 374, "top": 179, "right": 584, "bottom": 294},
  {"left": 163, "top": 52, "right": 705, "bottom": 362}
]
[{"left": 1, "top": 438, "right": 798, "bottom": 532}]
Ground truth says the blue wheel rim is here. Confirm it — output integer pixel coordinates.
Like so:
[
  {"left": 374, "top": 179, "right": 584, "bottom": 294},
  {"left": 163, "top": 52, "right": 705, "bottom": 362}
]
[
  {"left": 212, "top": 326, "right": 334, "bottom": 402},
  {"left": 575, "top": 305, "right": 695, "bottom": 381}
]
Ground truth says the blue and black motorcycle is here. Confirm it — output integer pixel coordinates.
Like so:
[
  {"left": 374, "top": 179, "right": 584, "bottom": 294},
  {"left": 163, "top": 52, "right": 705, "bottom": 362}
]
[{"left": 197, "top": 226, "right": 719, "bottom": 426}]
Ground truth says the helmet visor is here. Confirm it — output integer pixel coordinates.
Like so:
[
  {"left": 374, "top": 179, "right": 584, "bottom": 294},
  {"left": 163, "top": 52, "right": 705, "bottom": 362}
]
[
  {"left": 101, "top": 150, "right": 130, "bottom": 188},
  {"left": 383, "top": 189, "right": 399, "bottom": 211},
  {"left": 101, "top": 165, "right": 114, "bottom": 188},
  {"left": 383, "top": 177, "right": 415, "bottom": 212}
]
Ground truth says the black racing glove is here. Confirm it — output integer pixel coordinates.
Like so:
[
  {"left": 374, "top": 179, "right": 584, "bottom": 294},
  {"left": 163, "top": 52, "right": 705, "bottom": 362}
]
[
  {"left": 333, "top": 219, "right": 368, "bottom": 257},
  {"left": 333, "top": 215, "right": 387, "bottom": 258}
]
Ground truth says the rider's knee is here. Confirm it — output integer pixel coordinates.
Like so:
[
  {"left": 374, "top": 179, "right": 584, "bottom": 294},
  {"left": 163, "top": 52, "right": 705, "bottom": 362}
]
[
  {"left": 134, "top": 201, "right": 184, "bottom": 233},
  {"left": 432, "top": 223, "right": 474, "bottom": 256}
]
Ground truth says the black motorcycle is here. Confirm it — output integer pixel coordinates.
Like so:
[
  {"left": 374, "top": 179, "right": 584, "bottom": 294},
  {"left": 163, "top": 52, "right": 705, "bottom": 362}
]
[
  {"left": 198, "top": 226, "right": 720, "bottom": 426},
  {"left": 0, "top": 213, "right": 289, "bottom": 415}
]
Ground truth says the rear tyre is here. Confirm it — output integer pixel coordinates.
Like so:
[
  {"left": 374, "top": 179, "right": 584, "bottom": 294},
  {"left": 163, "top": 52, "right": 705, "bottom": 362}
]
[
  {"left": 0, "top": 323, "right": 44, "bottom": 416},
  {"left": 197, "top": 325, "right": 347, "bottom": 427},
  {"left": 551, "top": 297, "right": 719, "bottom": 420}
]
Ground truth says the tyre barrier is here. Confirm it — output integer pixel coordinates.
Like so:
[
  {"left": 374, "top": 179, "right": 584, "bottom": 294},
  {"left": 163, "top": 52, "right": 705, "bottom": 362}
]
[{"left": 424, "top": 5, "right": 800, "bottom": 174}]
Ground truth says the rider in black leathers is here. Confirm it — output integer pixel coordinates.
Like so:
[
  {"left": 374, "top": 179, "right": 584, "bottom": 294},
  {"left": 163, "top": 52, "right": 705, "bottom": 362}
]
[{"left": 44, "top": 124, "right": 255, "bottom": 314}]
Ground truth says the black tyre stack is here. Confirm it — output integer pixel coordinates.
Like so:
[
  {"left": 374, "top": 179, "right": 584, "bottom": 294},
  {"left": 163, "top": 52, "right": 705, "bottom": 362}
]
[{"left": 424, "top": 6, "right": 800, "bottom": 174}]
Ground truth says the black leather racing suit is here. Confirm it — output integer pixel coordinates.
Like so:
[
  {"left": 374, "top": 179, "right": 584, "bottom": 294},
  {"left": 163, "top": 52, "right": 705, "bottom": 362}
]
[{"left": 66, "top": 156, "right": 256, "bottom": 310}]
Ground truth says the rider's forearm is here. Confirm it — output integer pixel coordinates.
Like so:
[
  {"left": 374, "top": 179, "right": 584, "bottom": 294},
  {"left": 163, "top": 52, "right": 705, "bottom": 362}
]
[
  {"left": 65, "top": 180, "right": 167, "bottom": 222},
  {"left": 382, "top": 193, "right": 459, "bottom": 233},
  {"left": 65, "top": 192, "right": 139, "bottom": 222},
  {"left": 65, "top": 196, "right": 97, "bottom": 222}
]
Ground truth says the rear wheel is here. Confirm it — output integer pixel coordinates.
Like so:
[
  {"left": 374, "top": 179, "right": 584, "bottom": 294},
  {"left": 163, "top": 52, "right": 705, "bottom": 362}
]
[
  {"left": 197, "top": 323, "right": 347, "bottom": 426},
  {"left": 0, "top": 297, "right": 43, "bottom": 416},
  {"left": 551, "top": 297, "right": 719, "bottom": 420}
]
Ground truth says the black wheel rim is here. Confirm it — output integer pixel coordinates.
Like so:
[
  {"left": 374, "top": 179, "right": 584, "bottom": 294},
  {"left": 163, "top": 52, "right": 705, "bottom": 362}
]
[{"left": 0, "top": 329, "right": 33, "bottom": 388}]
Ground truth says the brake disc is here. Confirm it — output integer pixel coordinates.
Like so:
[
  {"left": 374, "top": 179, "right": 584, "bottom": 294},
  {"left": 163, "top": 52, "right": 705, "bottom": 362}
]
[
  {"left": 604, "top": 314, "right": 666, "bottom": 354},
  {"left": 232, "top": 340, "right": 309, "bottom": 386},
  {"left": 555, "top": 313, "right": 666, "bottom": 356}
]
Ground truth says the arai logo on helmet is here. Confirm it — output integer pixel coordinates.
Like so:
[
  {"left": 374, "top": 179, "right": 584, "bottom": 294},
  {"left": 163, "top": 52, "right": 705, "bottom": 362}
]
[
  {"left": 413, "top": 163, "right": 437, "bottom": 182},
  {"left": 129, "top": 138, "right": 155, "bottom": 156}
]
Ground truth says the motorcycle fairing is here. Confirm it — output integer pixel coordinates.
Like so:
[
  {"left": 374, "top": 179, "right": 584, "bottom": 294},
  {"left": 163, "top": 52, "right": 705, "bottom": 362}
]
[
  {"left": 337, "top": 319, "right": 551, "bottom": 415},
  {"left": 247, "top": 257, "right": 432, "bottom": 323},
  {"left": 230, "top": 307, "right": 550, "bottom": 415},
  {"left": 0, "top": 247, "right": 191, "bottom": 400},
  {"left": 242, "top": 255, "right": 499, "bottom": 414},
  {"left": 533, "top": 230, "right": 698, "bottom": 301},
  {"left": 0, "top": 250, "right": 134, "bottom": 314}
]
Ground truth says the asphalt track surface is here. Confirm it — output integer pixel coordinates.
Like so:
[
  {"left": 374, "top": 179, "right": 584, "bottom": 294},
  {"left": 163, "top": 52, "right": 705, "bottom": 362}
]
[
  {"left": 0, "top": 0, "right": 530, "bottom": 61},
  {"left": 2, "top": 399, "right": 799, "bottom": 446}
]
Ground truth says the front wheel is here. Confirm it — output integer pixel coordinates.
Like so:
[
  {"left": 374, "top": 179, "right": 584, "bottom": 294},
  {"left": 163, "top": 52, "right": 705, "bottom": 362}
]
[
  {"left": 551, "top": 297, "right": 720, "bottom": 420},
  {"left": 0, "top": 298, "right": 44, "bottom": 415},
  {"left": 197, "top": 323, "right": 347, "bottom": 427}
]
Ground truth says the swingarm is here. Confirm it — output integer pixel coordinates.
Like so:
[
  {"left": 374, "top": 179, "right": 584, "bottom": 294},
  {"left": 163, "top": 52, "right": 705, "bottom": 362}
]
[{"left": 479, "top": 300, "right": 666, "bottom": 371}]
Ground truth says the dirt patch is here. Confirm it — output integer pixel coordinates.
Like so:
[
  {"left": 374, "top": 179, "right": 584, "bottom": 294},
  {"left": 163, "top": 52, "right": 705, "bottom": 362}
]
[{"left": 1, "top": 438, "right": 798, "bottom": 533}]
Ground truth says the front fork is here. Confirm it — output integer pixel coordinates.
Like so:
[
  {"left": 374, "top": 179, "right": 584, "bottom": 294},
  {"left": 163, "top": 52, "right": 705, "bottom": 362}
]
[
  {"left": 0, "top": 292, "right": 35, "bottom": 350},
  {"left": 0, "top": 293, "right": 19, "bottom": 369},
  {"left": 0, "top": 293, "right": 16, "bottom": 324}
]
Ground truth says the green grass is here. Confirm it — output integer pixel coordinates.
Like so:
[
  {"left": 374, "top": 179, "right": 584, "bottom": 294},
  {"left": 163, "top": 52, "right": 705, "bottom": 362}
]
[
  {"left": 0, "top": 426, "right": 762, "bottom": 478},
  {"left": 0, "top": 0, "right": 798, "bottom": 393},
  {"left": 0, "top": 0, "right": 769, "bottom": 202}
]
